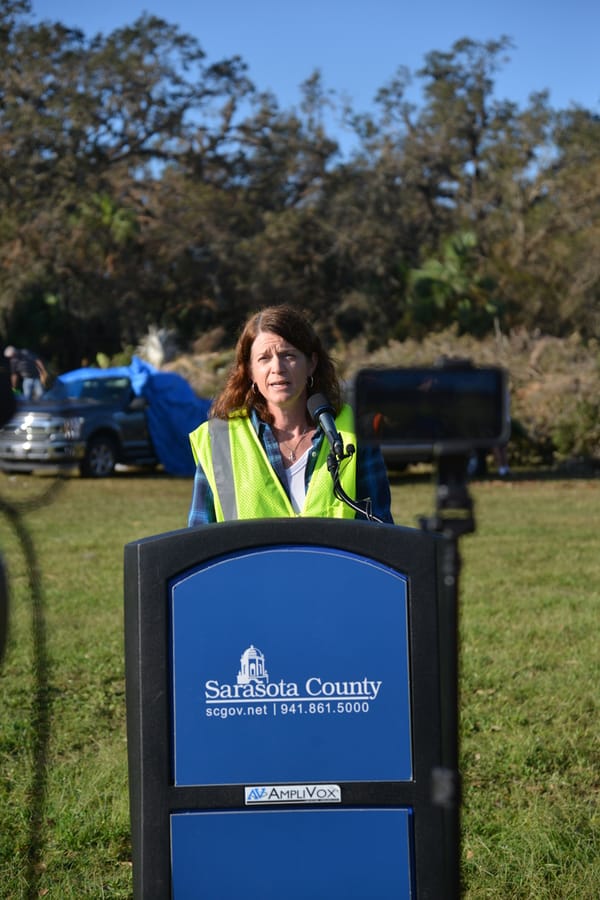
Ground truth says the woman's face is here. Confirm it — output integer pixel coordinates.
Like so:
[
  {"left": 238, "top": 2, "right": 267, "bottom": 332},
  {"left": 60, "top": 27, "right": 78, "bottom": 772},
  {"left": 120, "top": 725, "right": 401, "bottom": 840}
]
[{"left": 249, "top": 330, "right": 316, "bottom": 415}]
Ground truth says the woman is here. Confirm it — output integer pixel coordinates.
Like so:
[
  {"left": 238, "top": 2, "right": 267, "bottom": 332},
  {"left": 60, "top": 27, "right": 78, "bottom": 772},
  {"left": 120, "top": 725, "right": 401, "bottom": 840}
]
[{"left": 188, "top": 304, "right": 393, "bottom": 525}]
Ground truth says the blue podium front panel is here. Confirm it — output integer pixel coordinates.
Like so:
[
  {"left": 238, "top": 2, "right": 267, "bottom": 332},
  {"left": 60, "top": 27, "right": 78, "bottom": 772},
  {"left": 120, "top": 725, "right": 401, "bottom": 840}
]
[
  {"left": 170, "top": 807, "right": 414, "bottom": 898},
  {"left": 170, "top": 545, "right": 412, "bottom": 786}
]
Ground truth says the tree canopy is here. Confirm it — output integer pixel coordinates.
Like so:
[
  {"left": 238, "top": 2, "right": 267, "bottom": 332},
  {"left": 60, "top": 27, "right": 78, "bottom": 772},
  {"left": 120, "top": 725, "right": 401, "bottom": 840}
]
[{"left": 1, "top": 2, "right": 599, "bottom": 368}]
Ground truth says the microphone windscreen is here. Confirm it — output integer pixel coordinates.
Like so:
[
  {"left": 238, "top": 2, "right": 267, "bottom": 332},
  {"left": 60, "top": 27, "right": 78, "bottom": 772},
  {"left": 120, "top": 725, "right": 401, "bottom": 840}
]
[{"left": 307, "top": 393, "right": 333, "bottom": 422}]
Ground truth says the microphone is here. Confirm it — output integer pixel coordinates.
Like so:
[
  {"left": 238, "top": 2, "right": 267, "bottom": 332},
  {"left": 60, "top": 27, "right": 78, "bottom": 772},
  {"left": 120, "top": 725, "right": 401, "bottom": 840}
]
[{"left": 307, "top": 393, "right": 344, "bottom": 458}]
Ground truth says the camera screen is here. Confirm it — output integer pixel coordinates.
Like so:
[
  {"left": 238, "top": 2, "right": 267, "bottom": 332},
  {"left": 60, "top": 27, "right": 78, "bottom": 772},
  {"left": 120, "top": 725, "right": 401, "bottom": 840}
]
[{"left": 354, "top": 365, "right": 509, "bottom": 453}]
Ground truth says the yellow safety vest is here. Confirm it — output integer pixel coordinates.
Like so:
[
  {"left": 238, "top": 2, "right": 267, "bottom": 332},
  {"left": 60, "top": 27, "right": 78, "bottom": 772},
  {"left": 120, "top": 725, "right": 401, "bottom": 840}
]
[{"left": 189, "top": 406, "right": 357, "bottom": 521}]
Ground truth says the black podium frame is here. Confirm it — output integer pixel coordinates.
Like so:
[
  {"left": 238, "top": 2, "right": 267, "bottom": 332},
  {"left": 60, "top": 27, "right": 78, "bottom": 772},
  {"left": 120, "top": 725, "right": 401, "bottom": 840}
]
[{"left": 124, "top": 518, "right": 460, "bottom": 899}]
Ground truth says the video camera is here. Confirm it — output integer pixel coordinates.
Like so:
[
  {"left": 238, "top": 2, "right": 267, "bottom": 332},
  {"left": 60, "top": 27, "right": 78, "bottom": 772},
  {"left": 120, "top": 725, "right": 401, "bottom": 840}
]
[{"left": 354, "top": 359, "right": 509, "bottom": 460}]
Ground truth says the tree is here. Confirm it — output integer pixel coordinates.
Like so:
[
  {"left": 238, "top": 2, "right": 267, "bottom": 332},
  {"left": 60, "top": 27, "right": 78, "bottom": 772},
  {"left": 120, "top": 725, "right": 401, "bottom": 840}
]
[
  {"left": 1, "top": 8, "right": 599, "bottom": 362},
  {"left": 407, "top": 231, "right": 501, "bottom": 335},
  {"left": 0, "top": 4, "right": 254, "bottom": 363}
]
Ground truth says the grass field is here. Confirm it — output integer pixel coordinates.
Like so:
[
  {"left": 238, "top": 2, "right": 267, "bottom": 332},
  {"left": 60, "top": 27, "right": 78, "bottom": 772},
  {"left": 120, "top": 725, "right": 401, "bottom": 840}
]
[{"left": 0, "top": 469, "right": 598, "bottom": 898}]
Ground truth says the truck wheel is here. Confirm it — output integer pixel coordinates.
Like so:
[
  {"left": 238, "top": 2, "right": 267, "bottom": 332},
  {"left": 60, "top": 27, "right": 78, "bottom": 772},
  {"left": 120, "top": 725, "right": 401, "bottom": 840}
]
[{"left": 80, "top": 435, "right": 117, "bottom": 477}]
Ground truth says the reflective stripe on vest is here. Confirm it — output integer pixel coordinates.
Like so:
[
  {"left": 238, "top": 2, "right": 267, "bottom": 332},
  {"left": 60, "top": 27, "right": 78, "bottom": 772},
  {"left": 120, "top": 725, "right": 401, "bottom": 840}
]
[{"left": 189, "top": 406, "right": 357, "bottom": 521}]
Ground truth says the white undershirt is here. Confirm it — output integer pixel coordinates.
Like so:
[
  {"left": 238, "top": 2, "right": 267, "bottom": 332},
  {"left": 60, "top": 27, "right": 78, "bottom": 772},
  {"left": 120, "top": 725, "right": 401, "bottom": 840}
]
[{"left": 284, "top": 448, "right": 310, "bottom": 513}]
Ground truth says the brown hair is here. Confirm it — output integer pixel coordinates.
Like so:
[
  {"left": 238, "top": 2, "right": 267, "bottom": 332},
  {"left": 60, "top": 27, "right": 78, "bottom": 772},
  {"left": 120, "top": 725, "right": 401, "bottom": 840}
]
[{"left": 210, "top": 305, "right": 341, "bottom": 424}]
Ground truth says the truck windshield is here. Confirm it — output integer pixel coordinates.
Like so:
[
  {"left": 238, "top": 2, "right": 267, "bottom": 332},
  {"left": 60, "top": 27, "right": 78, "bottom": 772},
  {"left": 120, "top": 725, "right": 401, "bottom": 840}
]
[{"left": 45, "top": 377, "right": 133, "bottom": 403}]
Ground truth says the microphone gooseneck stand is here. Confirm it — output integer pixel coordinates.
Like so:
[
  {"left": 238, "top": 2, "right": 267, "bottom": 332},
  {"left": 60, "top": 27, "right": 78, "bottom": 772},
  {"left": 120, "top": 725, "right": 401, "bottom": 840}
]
[
  {"left": 308, "top": 393, "right": 385, "bottom": 524},
  {"left": 326, "top": 444, "right": 385, "bottom": 524}
]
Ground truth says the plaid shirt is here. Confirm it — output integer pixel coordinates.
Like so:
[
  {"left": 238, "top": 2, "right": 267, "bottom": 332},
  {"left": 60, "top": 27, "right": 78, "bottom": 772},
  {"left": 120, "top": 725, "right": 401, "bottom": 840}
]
[{"left": 188, "top": 409, "right": 393, "bottom": 526}]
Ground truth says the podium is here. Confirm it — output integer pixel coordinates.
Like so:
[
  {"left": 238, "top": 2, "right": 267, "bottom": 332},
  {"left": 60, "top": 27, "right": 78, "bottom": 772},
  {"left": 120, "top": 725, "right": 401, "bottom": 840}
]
[{"left": 124, "top": 518, "right": 460, "bottom": 898}]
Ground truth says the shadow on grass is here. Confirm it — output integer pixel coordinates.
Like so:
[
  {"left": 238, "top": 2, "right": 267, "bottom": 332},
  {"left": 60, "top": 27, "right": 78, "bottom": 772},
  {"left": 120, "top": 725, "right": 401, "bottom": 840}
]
[{"left": 0, "top": 478, "right": 66, "bottom": 900}]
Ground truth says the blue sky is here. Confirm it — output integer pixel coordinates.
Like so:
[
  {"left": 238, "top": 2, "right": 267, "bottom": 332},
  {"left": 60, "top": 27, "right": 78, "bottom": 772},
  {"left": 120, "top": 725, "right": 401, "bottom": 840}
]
[{"left": 30, "top": 0, "right": 600, "bottom": 155}]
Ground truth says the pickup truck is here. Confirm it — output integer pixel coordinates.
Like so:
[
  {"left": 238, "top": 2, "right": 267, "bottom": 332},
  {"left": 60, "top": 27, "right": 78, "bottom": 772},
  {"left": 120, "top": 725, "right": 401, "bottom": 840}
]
[{"left": 0, "top": 372, "right": 158, "bottom": 477}]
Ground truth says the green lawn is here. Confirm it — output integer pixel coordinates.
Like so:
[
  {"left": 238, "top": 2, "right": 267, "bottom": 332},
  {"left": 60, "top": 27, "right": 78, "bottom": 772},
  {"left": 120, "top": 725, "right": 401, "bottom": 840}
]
[{"left": 0, "top": 470, "right": 598, "bottom": 898}]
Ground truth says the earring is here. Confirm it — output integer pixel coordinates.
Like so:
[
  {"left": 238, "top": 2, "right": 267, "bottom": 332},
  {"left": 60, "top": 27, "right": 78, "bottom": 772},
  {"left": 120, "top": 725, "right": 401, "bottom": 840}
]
[
  {"left": 307, "top": 375, "right": 314, "bottom": 389},
  {"left": 252, "top": 382, "right": 259, "bottom": 394}
]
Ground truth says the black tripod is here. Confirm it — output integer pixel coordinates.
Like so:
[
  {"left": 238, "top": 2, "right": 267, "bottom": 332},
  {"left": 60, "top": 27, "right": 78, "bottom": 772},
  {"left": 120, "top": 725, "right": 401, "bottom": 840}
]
[{"left": 421, "top": 452, "right": 475, "bottom": 900}]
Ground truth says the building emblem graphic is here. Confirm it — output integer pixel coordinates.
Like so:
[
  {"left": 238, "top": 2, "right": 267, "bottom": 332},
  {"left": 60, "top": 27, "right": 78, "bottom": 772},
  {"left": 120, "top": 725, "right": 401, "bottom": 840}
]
[{"left": 237, "top": 645, "right": 269, "bottom": 685}]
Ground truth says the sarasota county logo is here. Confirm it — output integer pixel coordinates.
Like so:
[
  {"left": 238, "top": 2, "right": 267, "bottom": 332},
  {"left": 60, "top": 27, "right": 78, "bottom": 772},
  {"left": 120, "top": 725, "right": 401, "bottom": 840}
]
[
  {"left": 204, "top": 646, "right": 383, "bottom": 704},
  {"left": 237, "top": 644, "right": 268, "bottom": 685}
]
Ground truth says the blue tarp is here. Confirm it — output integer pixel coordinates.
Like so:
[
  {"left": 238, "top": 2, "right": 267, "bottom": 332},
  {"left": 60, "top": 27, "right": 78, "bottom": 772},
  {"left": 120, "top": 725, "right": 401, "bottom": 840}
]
[{"left": 58, "top": 357, "right": 210, "bottom": 476}]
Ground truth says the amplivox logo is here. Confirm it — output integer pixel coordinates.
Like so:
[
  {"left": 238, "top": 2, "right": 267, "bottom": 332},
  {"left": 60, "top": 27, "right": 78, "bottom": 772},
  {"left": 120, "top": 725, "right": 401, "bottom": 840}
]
[{"left": 245, "top": 784, "right": 341, "bottom": 805}]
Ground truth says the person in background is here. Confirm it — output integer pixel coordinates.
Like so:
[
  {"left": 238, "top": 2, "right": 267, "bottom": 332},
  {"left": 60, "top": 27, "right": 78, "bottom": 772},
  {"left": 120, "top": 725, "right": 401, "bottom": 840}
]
[
  {"left": 3, "top": 346, "right": 47, "bottom": 401},
  {"left": 188, "top": 304, "right": 393, "bottom": 526}
]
